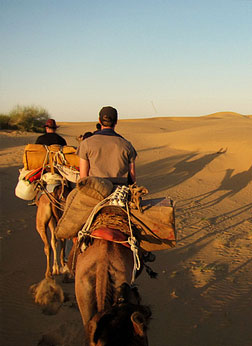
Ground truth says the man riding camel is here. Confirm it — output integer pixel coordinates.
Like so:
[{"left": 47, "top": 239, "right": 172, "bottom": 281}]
[
  {"left": 36, "top": 119, "right": 67, "bottom": 146},
  {"left": 77, "top": 106, "right": 155, "bottom": 263},
  {"left": 78, "top": 106, "right": 137, "bottom": 185}
]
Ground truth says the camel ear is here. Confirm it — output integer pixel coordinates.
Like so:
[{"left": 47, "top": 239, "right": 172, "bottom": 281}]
[{"left": 131, "top": 311, "right": 146, "bottom": 337}]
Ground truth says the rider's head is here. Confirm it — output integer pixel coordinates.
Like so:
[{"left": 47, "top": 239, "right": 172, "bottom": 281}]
[
  {"left": 96, "top": 123, "right": 101, "bottom": 131},
  {"left": 44, "top": 119, "right": 59, "bottom": 133},
  {"left": 99, "top": 106, "right": 118, "bottom": 128}
]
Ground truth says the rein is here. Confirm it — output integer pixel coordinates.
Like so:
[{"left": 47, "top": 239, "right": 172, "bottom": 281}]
[{"left": 35, "top": 180, "right": 66, "bottom": 211}]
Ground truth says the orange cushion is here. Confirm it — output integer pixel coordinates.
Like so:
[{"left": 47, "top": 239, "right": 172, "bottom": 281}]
[{"left": 92, "top": 227, "right": 130, "bottom": 247}]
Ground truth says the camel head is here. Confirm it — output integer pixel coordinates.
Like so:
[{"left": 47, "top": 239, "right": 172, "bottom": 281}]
[{"left": 88, "top": 290, "right": 151, "bottom": 346}]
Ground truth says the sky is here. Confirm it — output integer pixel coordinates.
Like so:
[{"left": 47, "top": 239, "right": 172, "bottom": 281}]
[{"left": 1, "top": 0, "right": 252, "bottom": 122}]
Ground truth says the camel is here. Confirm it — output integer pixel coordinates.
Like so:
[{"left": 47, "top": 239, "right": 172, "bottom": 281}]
[
  {"left": 75, "top": 237, "right": 151, "bottom": 346},
  {"left": 35, "top": 184, "right": 70, "bottom": 278}
]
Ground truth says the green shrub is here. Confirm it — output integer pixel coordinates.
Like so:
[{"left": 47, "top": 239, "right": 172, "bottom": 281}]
[
  {"left": 9, "top": 105, "right": 50, "bottom": 132},
  {"left": 0, "top": 114, "right": 11, "bottom": 129}
]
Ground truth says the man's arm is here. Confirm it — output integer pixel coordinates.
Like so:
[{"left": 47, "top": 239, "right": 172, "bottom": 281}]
[
  {"left": 79, "top": 158, "right": 90, "bottom": 178},
  {"left": 129, "top": 161, "right": 136, "bottom": 183}
]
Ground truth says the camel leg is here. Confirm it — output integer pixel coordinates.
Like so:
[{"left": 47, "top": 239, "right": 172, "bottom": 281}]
[
  {"left": 36, "top": 196, "right": 53, "bottom": 278},
  {"left": 76, "top": 276, "right": 96, "bottom": 345},
  {"left": 75, "top": 271, "right": 96, "bottom": 324},
  {"left": 48, "top": 218, "right": 60, "bottom": 275},
  {"left": 76, "top": 276, "right": 96, "bottom": 346},
  {"left": 75, "top": 254, "right": 97, "bottom": 343},
  {"left": 59, "top": 239, "right": 66, "bottom": 268}
]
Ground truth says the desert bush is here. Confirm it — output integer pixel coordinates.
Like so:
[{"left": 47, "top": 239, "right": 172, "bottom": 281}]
[
  {"left": 0, "top": 114, "right": 11, "bottom": 129},
  {"left": 9, "top": 105, "right": 50, "bottom": 132}
]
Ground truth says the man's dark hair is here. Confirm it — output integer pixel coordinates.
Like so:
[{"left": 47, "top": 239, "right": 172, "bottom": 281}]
[
  {"left": 99, "top": 106, "right": 118, "bottom": 127},
  {"left": 96, "top": 123, "right": 101, "bottom": 131}
]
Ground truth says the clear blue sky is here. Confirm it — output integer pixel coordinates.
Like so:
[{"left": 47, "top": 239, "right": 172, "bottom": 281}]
[{"left": 1, "top": 0, "right": 251, "bottom": 121}]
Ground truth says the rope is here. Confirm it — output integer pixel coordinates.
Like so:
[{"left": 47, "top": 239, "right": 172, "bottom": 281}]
[
  {"left": 36, "top": 145, "right": 50, "bottom": 179},
  {"left": 71, "top": 241, "right": 78, "bottom": 274},
  {"left": 77, "top": 196, "right": 113, "bottom": 242},
  {"left": 33, "top": 145, "right": 49, "bottom": 194},
  {"left": 54, "top": 149, "right": 67, "bottom": 166},
  {"left": 37, "top": 182, "right": 65, "bottom": 211},
  {"left": 33, "top": 146, "right": 66, "bottom": 211},
  {"left": 58, "top": 178, "right": 65, "bottom": 200},
  {"left": 125, "top": 202, "right": 141, "bottom": 283}
]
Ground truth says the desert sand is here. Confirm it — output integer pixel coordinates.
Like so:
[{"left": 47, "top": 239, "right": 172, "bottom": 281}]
[{"left": 1, "top": 112, "right": 252, "bottom": 346}]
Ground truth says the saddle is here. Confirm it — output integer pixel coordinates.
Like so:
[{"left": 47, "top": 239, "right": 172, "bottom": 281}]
[
  {"left": 67, "top": 224, "right": 130, "bottom": 276},
  {"left": 91, "top": 227, "right": 130, "bottom": 248}
]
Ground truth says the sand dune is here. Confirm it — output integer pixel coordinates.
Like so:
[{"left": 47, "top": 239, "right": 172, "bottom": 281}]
[{"left": 1, "top": 112, "right": 252, "bottom": 346}]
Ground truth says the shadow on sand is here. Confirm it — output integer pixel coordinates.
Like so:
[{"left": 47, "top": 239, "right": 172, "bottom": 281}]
[{"left": 137, "top": 149, "right": 226, "bottom": 194}]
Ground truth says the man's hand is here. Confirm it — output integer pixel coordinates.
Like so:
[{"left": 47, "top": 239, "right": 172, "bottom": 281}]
[{"left": 129, "top": 161, "right": 136, "bottom": 183}]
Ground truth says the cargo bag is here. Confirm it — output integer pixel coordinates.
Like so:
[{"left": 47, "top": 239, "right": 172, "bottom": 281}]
[
  {"left": 15, "top": 168, "right": 37, "bottom": 200},
  {"left": 130, "top": 198, "right": 176, "bottom": 252},
  {"left": 23, "top": 144, "right": 47, "bottom": 170},
  {"left": 55, "top": 177, "right": 113, "bottom": 239},
  {"left": 23, "top": 144, "right": 79, "bottom": 170},
  {"left": 56, "top": 146, "right": 80, "bottom": 168}
]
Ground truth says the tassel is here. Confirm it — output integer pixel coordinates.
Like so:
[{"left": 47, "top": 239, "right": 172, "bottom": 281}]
[{"left": 144, "top": 264, "right": 158, "bottom": 279}]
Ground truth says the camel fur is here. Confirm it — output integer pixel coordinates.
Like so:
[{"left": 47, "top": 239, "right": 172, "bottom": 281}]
[{"left": 75, "top": 239, "right": 151, "bottom": 346}]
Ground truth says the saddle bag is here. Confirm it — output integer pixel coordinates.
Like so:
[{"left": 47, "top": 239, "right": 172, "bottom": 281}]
[
  {"left": 130, "top": 198, "right": 176, "bottom": 251},
  {"left": 55, "top": 177, "right": 113, "bottom": 239},
  {"left": 23, "top": 144, "right": 80, "bottom": 170},
  {"left": 23, "top": 144, "right": 47, "bottom": 170}
]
